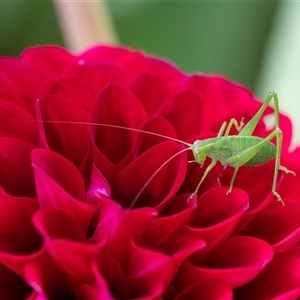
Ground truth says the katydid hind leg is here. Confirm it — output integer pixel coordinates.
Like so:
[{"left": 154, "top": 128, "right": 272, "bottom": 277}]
[
  {"left": 239, "top": 92, "right": 277, "bottom": 137},
  {"left": 225, "top": 128, "right": 292, "bottom": 205}
]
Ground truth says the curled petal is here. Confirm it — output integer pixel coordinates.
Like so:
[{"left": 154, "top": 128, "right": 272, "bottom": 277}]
[
  {"left": 40, "top": 76, "right": 98, "bottom": 113},
  {"left": 132, "top": 115, "right": 178, "bottom": 158},
  {"left": 49, "top": 240, "right": 105, "bottom": 283},
  {"left": 179, "top": 144, "right": 224, "bottom": 196},
  {"left": 129, "top": 72, "right": 173, "bottom": 116},
  {"left": 0, "top": 137, "right": 36, "bottom": 196},
  {"left": 221, "top": 161, "right": 276, "bottom": 213},
  {"left": 128, "top": 277, "right": 164, "bottom": 300},
  {"left": 242, "top": 199, "right": 300, "bottom": 253},
  {"left": 0, "top": 198, "right": 42, "bottom": 275},
  {"left": 86, "top": 253, "right": 165, "bottom": 300},
  {"left": 91, "top": 200, "right": 133, "bottom": 266},
  {"left": 32, "top": 209, "right": 105, "bottom": 282},
  {"left": 89, "top": 83, "right": 147, "bottom": 165},
  {"left": 175, "top": 280, "right": 233, "bottom": 300},
  {"left": 184, "top": 75, "right": 264, "bottom": 129},
  {"left": 157, "top": 235, "right": 206, "bottom": 271},
  {"left": 125, "top": 207, "right": 158, "bottom": 237},
  {"left": 31, "top": 149, "right": 95, "bottom": 233},
  {"left": 0, "top": 263, "right": 32, "bottom": 299},
  {"left": 113, "top": 141, "right": 187, "bottom": 208},
  {"left": 143, "top": 206, "right": 194, "bottom": 248},
  {"left": 127, "top": 239, "right": 176, "bottom": 284},
  {"left": 235, "top": 253, "right": 300, "bottom": 299},
  {"left": 90, "top": 254, "right": 129, "bottom": 299},
  {"left": 157, "top": 89, "right": 210, "bottom": 140},
  {"left": 32, "top": 209, "right": 87, "bottom": 242},
  {"left": 0, "top": 100, "right": 39, "bottom": 145},
  {"left": 86, "top": 164, "right": 112, "bottom": 205},
  {"left": 185, "top": 187, "right": 249, "bottom": 250},
  {"left": 174, "top": 236, "right": 273, "bottom": 290},
  {"left": 24, "top": 251, "right": 80, "bottom": 300},
  {"left": 36, "top": 95, "right": 91, "bottom": 172},
  {"left": 0, "top": 198, "right": 41, "bottom": 253}
]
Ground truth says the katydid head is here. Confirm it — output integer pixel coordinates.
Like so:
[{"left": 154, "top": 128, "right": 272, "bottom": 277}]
[{"left": 191, "top": 140, "right": 207, "bottom": 165}]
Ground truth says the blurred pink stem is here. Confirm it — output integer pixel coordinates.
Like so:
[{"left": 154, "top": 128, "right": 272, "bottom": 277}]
[{"left": 53, "top": 0, "right": 118, "bottom": 52}]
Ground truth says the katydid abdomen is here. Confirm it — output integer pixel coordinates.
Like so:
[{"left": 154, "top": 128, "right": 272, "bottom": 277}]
[{"left": 193, "top": 136, "right": 276, "bottom": 168}]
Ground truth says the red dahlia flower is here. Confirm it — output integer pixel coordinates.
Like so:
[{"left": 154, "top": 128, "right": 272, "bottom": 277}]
[{"left": 0, "top": 45, "right": 300, "bottom": 299}]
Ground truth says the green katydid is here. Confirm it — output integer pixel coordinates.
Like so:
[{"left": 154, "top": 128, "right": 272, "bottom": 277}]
[
  {"left": 188, "top": 91, "right": 295, "bottom": 205},
  {"left": 33, "top": 91, "right": 295, "bottom": 206}
]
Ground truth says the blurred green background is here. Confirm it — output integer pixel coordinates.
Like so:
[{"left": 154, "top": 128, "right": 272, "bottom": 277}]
[
  {"left": 1, "top": 1, "right": 299, "bottom": 145},
  {"left": 0, "top": 1, "right": 277, "bottom": 89}
]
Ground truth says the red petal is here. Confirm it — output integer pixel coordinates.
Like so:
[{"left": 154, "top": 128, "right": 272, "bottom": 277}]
[
  {"left": 184, "top": 75, "right": 263, "bottom": 128},
  {"left": 89, "top": 83, "right": 147, "bottom": 164},
  {"left": 0, "top": 58, "right": 49, "bottom": 115},
  {"left": 127, "top": 239, "right": 175, "bottom": 284},
  {"left": 31, "top": 149, "right": 95, "bottom": 233},
  {"left": 20, "top": 45, "right": 75, "bottom": 77},
  {"left": 0, "top": 137, "right": 36, "bottom": 196},
  {"left": 157, "top": 235, "right": 206, "bottom": 271},
  {"left": 143, "top": 207, "right": 194, "bottom": 248},
  {"left": 175, "top": 236, "right": 273, "bottom": 290},
  {"left": 242, "top": 199, "right": 300, "bottom": 253},
  {"left": 91, "top": 254, "right": 129, "bottom": 299},
  {"left": 139, "top": 56, "right": 184, "bottom": 82},
  {"left": 36, "top": 95, "right": 91, "bottom": 172},
  {"left": 159, "top": 193, "right": 199, "bottom": 215},
  {"left": 113, "top": 141, "right": 187, "bottom": 208},
  {"left": 65, "top": 62, "right": 129, "bottom": 91},
  {"left": 221, "top": 161, "right": 277, "bottom": 212},
  {"left": 86, "top": 164, "right": 112, "bottom": 204},
  {"left": 0, "top": 100, "right": 39, "bottom": 145},
  {"left": 128, "top": 277, "right": 164, "bottom": 300},
  {"left": 125, "top": 207, "right": 158, "bottom": 237},
  {"left": 77, "top": 45, "right": 139, "bottom": 65},
  {"left": 0, "top": 198, "right": 41, "bottom": 255},
  {"left": 32, "top": 209, "right": 104, "bottom": 282},
  {"left": 234, "top": 253, "right": 300, "bottom": 299},
  {"left": 175, "top": 280, "right": 232, "bottom": 300},
  {"left": 129, "top": 72, "right": 173, "bottom": 116},
  {"left": 48, "top": 240, "right": 105, "bottom": 283},
  {"left": 90, "top": 146, "right": 118, "bottom": 186},
  {"left": 278, "top": 113, "right": 293, "bottom": 152},
  {"left": 40, "top": 76, "right": 98, "bottom": 113},
  {"left": 32, "top": 209, "right": 87, "bottom": 242},
  {"left": 157, "top": 89, "right": 210, "bottom": 140},
  {"left": 279, "top": 148, "right": 300, "bottom": 200},
  {"left": 90, "top": 200, "right": 133, "bottom": 266},
  {"left": 185, "top": 187, "right": 249, "bottom": 250},
  {"left": 179, "top": 143, "right": 224, "bottom": 196},
  {"left": 0, "top": 263, "right": 32, "bottom": 299},
  {"left": 0, "top": 198, "right": 43, "bottom": 276},
  {"left": 132, "top": 115, "right": 178, "bottom": 158},
  {"left": 24, "top": 251, "right": 80, "bottom": 299}
]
